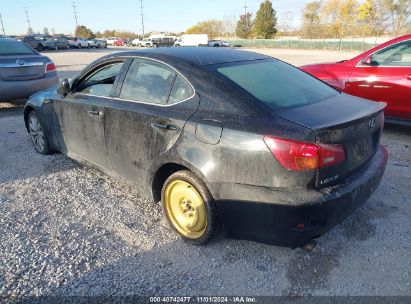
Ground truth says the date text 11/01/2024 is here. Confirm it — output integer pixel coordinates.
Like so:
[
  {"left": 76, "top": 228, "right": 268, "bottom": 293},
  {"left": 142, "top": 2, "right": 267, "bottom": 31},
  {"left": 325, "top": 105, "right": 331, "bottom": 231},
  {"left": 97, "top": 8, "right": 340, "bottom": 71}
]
[{"left": 149, "top": 296, "right": 257, "bottom": 303}]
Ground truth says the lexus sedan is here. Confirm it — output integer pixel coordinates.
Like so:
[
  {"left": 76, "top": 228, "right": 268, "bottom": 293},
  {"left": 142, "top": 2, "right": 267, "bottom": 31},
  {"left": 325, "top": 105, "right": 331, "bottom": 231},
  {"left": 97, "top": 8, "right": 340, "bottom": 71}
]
[
  {"left": 0, "top": 38, "right": 58, "bottom": 102},
  {"left": 301, "top": 34, "right": 411, "bottom": 125},
  {"left": 24, "top": 48, "right": 387, "bottom": 247}
]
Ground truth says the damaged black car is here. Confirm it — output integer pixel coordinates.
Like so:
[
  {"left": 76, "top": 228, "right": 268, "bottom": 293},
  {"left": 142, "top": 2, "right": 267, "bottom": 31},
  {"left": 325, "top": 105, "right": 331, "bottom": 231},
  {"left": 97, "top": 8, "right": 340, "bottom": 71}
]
[{"left": 24, "top": 48, "right": 387, "bottom": 247}]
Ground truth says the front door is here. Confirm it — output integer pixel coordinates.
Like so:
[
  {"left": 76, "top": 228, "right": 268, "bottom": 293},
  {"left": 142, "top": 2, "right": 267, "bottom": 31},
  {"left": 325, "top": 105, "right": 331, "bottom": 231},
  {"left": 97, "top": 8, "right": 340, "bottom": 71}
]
[
  {"left": 52, "top": 60, "right": 125, "bottom": 169},
  {"left": 347, "top": 40, "right": 411, "bottom": 120},
  {"left": 103, "top": 58, "right": 199, "bottom": 189}
]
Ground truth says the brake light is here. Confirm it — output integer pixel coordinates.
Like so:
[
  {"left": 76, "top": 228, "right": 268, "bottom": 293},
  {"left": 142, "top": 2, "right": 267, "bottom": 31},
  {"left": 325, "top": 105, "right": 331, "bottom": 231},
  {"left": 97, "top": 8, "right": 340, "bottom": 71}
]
[
  {"left": 263, "top": 136, "right": 345, "bottom": 171},
  {"left": 45, "top": 62, "right": 56, "bottom": 73}
]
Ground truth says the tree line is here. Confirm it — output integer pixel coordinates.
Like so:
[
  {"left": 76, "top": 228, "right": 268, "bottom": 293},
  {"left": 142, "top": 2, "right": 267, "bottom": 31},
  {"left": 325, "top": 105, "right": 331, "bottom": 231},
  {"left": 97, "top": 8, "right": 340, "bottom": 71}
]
[
  {"left": 58, "top": 0, "right": 410, "bottom": 40},
  {"left": 301, "top": 0, "right": 411, "bottom": 39}
]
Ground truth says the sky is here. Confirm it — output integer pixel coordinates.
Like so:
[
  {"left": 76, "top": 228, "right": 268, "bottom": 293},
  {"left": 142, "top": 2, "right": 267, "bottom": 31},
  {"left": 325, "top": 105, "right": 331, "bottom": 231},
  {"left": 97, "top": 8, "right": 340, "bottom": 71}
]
[{"left": 0, "top": 0, "right": 309, "bottom": 36}]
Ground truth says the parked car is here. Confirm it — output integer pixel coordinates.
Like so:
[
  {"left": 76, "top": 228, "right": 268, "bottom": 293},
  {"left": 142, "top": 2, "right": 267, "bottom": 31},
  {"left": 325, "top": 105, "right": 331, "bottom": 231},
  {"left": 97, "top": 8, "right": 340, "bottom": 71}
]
[
  {"left": 67, "top": 37, "right": 90, "bottom": 48},
  {"left": 151, "top": 37, "right": 175, "bottom": 48},
  {"left": 52, "top": 37, "right": 70, "bottom": 49},
  {"left": 122, "top": 38, "right": 133, "bottom": 47},
  {"left": 208, "top": 40, "right": 228, "bottom": 47},
  {"left": 0, "top": 38, "right": 58, "bottom": 102},
  {"left": 301, "top": 34, "right": 411, "bottom": 125},
  {"left": 113, "top": 38, "right": 125, "bottom": 46},
  {"left": 88, "top": 39, "right": 107, "bottom": 48},
  {"left": 18, "top": 35, "right": 55, "bottom": 51},
  {"left": 174, "top": 34, "right": 208, "bottom": 47},
  {"left": 23, "top": 48, "right": 387, "bottom": 247},
  {"left": 138, "top": 38, "right": 154, "bottom": 47},
  {"left": 106, "top": 37, "right": 118, "bottom": 46},
  {"left": 132, "top": 38, "right": 146, "bottom": 47}
]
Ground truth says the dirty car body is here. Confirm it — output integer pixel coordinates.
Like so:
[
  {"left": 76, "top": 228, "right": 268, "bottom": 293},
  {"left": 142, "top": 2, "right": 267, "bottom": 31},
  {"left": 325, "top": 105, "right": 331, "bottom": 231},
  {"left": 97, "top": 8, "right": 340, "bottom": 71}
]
[{"left": 24, "top": 48, "right": 387, "bottom": 247}]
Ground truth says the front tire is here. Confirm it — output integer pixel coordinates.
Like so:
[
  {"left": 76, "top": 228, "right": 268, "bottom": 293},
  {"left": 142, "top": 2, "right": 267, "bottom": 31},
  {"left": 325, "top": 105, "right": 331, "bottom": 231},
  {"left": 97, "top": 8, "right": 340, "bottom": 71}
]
[
  {"left": 161, "top": 170, "right": 217, "bottom": 245},
  {"left": 28, "top": 111, "right": 51, "bottom": 155}
]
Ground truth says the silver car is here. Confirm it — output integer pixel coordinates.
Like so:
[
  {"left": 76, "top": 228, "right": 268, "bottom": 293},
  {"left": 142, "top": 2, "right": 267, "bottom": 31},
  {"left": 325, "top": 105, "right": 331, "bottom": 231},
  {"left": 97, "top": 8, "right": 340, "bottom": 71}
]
[
  {"left": 0, "top": 38, "right": 58, "bottom": 102},
  {"left": 88, "top": 39, "right": 107, "bottom": 48}
]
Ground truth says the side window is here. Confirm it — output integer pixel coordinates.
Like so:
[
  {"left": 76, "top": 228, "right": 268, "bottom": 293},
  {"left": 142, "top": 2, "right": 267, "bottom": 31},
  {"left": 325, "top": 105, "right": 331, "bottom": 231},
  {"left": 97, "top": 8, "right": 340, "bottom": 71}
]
[
  {"left": 168, "top": 75, "right": 194, "bottom": 104},
  {"left": 120, "top": 59, "right": 176, "bottom": 104},
  {"left": 78, "top": 62, "right": 123, "bottom": 97},
  {"left": 372, "top": 41, "right": 411, "bottom": 66}
]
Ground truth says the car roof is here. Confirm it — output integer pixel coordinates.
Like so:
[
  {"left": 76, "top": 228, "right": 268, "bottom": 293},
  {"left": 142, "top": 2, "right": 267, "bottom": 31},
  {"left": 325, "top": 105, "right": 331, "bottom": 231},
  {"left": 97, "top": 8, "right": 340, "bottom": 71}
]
[{"left": 105, "top": 47, "right": 271, "bottom": 66}]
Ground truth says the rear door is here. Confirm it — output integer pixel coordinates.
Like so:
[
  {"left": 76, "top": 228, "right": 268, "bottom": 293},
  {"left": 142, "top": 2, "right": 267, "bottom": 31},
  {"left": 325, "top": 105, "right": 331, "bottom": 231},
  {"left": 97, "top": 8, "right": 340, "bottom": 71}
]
[
  {"left": 103, "top": 57, "right": 198, "bottom": 187},
  {"left": 347, "top": 39, "right": 411, "bottom": 120},
  {"left": 51, "top": 59, "right": 125, "bottom": 170}
]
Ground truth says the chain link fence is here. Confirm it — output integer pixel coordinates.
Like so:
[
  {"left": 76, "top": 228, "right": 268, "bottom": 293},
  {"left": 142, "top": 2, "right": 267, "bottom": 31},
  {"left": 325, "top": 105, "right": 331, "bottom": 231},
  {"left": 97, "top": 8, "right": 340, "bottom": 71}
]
[{"left": 225, "top": 38, "right": 383, "bottom": 52}]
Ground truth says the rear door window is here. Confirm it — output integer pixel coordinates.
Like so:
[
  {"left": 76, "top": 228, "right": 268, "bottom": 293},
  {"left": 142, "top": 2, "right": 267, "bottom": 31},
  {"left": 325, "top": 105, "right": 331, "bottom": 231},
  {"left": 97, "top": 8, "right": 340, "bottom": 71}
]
[
  {"left": 168, "top": 75, "right": 194, "bottom": 104},
  {"left": 120, "top": 59, "right": 176, "bottom": 104},
  {"left": 216, "top": 59, "right": 338, "bottom": 110}
]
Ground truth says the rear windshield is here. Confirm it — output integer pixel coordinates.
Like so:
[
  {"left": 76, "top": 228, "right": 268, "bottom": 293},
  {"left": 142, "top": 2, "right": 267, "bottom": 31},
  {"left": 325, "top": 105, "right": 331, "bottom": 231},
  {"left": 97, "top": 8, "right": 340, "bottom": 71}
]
[
  {"left": 0, "top": 39, "right": 37, "bottom": 56},
  {"left": 216, "top": 59, "right": 338, "bottom": 110}
]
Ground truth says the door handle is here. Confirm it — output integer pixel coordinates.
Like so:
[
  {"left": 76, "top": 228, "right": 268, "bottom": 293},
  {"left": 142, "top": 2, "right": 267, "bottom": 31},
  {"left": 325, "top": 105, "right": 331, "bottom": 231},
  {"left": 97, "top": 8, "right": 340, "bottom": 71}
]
[
  {"left": 151, "top": 122, "right": 177, "bottom": 130},
  {"left": 87, "top": 110, "right": 103, "bottom": 117}
]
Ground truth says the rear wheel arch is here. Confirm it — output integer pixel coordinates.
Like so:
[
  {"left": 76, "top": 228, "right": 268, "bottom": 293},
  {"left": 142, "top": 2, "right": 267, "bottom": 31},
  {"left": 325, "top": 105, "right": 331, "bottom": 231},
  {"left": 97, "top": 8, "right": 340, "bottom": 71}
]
[{"left": 152, "top": 163, "right": 191, "bottom": 203}]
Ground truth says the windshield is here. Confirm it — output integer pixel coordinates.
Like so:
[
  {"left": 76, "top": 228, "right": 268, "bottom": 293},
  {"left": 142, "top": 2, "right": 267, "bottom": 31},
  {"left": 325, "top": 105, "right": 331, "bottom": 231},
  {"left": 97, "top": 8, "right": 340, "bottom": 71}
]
[
  {"left": 0, "top": 39, "right": 37, "bottom": 56},
  {"left": 216, "top": 59, "right": 338, "bottom": 110}
]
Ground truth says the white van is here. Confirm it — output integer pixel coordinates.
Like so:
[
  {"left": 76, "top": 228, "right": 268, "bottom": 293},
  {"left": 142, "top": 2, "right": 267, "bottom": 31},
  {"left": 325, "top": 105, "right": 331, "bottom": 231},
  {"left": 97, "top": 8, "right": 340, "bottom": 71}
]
[{"left": 174, "top": 34, "right": 208, "bottom": 47}]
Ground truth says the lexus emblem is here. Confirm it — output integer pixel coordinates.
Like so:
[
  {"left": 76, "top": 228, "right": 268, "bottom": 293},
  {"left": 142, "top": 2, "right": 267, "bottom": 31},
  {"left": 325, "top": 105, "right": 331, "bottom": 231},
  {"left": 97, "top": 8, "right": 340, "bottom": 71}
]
[
  {"left": 368, "top": 118, "right": 376, "bottom": 129},
  {"left": 16, "top": 59, "right": 25, "bottom": 66}
]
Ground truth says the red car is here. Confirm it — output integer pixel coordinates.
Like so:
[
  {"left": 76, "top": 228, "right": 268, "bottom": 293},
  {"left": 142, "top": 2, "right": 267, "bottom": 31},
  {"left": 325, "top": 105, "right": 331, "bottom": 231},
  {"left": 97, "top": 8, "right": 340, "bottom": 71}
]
[
  {"left": 301, "top": 35, "right": 411, "bottom": 125},
  {"left": 113, "top": 38, "right": 124, "bottom": 46}
]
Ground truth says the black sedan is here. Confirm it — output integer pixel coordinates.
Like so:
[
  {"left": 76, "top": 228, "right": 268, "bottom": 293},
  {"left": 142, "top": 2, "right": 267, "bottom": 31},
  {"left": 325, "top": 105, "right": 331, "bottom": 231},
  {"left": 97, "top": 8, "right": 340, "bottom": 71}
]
[{"left": 24, "top": 48, "right": 387, "bottom": 247}]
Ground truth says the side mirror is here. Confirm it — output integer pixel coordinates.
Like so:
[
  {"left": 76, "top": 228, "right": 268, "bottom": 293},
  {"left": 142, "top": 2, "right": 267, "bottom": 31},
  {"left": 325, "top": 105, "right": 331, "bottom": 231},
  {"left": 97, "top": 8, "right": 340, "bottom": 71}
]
[
  {"left": 362, "top": 55, "right": 373, "bottom": 66},
  {"left": 57, "top": 78, "right": 71, "bottom": 96}
]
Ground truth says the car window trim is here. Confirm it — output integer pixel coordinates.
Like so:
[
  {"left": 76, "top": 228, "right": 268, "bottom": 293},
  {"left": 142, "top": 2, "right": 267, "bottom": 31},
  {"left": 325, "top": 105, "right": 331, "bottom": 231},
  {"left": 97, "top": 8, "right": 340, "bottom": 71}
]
[
  {"left": 71, "top": 58, "right": 128, "bottom": 97},
  {"left": 356, "top": 39, "right": 411, "bottom": 68},
  {"left": 114, "top": 56, "right": 196, "bottom": 107}
]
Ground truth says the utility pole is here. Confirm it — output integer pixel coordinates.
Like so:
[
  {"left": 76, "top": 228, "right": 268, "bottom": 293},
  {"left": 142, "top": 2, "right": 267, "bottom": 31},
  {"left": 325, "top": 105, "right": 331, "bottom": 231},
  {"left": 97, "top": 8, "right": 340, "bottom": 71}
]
[
  {"left": 140, "top": 0, "right": 145, "bottom": 37},
  {"left": 0, "top": 14, "right": 5, "bottom": 36},
  {"left": 243, "top": 0, "right": 248, "bottom": 16},
  {"left": 24, "top": 7, "right": 31, "bottom": 34},
  {"left": 72, "top": 1, "right": 78, "bottom": 29}
]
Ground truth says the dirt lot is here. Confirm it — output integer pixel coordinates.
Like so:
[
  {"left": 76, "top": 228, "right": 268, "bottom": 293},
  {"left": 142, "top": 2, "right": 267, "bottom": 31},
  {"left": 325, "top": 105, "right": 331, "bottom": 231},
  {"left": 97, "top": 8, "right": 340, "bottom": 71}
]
[{"left": 0, "top": 47, "right": 410, "bottom": 298}]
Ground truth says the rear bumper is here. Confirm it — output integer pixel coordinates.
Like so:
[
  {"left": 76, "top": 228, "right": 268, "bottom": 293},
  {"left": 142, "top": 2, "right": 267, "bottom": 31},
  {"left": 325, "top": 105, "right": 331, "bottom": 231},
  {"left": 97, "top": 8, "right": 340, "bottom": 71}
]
[
  {"left": 207, "top": 145, "right": 388, "bottom": 247},
  {"left": 0, "top": 73, "right": 58, "bottom": 101}
]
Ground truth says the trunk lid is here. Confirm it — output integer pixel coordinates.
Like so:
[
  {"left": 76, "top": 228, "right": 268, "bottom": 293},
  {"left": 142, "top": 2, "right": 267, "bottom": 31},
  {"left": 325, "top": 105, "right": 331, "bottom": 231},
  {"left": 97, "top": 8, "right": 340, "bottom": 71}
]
[
  {"left": 275, "top": 93, "right": 385, "bottom": 188},
  {"left": 0, "top": 55, "right": 48, "bottom": 81}
]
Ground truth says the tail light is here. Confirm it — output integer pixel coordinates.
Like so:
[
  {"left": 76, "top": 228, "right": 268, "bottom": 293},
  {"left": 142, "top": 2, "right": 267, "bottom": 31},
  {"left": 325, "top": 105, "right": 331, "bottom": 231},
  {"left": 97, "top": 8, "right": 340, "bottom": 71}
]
[
  {"left": 45, "top": 62, "right": 56, "bottom": 73},
  {"left": 263, "top": 136, "right": 345, "bottom": 171}
]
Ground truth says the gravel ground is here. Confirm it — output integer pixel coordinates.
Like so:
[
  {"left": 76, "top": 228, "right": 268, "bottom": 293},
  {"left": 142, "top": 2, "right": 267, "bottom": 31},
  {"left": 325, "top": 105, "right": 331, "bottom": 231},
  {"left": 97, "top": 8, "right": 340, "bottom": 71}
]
[{"left": 0, "top": 48, "right": 410, "bottom": 298}]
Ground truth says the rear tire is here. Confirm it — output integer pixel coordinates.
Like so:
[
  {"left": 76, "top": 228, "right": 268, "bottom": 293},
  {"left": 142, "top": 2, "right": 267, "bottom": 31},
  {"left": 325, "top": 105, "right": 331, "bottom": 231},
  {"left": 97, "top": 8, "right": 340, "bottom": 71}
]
[
  {"left": 28, "top": 111, "right": 51, "bottom": 155},
  {"left": 161, "top": 170, "right": 217, "bottom": 245},
  {"left": 37, "top": 44, "right": 44, "bottom": 51}
]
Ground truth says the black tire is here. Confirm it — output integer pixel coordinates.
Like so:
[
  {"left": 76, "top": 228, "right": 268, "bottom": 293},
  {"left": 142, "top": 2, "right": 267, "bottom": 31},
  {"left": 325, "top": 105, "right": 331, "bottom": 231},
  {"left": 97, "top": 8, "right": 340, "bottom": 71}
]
[
  {"left": 87, "top": 44, "right": 90, "bottom": 49},
  {"left": 137, "top": 43, "right": 142, "bottom": 47},
  {"left": 28, "top": 111, "right": 51, "bottom": 155},
  {"left": 161, "top": 170, "right": 218, "bottom": 245},
  {"left": 37, "top": 44, "right": 44, "bottom": 52}
]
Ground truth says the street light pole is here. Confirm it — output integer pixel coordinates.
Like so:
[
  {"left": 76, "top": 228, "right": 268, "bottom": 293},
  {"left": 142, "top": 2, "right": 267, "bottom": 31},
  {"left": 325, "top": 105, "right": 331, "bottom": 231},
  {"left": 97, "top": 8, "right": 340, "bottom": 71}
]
[{"left": 0, "top": 14, "right": 5, "bottom": 36}]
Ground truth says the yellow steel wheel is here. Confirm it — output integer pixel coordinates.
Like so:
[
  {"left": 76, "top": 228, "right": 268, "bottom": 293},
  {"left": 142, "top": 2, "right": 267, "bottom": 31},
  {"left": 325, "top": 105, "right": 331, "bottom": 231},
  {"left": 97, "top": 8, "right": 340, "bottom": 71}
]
[{"left": 164, "top": 179, "right": 207, "bottom": 239}]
